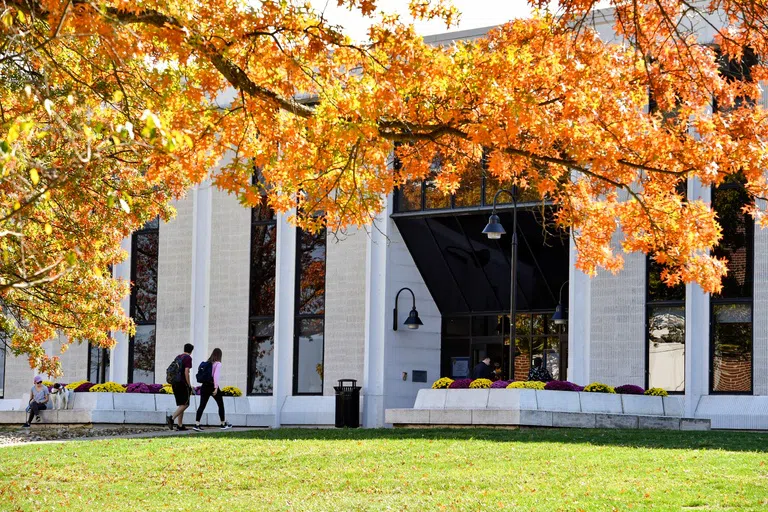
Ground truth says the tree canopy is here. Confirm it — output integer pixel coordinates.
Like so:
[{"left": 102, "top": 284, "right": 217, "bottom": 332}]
[{"left": 2, "top": 0, "right": 768, "bottom": 374}]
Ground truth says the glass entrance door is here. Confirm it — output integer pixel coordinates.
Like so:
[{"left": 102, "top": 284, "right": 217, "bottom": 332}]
[
  {"left": 471, "top": 340, "right": 506, "bottom": 380},
  {"left": 442, "top": 313, "right": 567, "bottom": 382}
]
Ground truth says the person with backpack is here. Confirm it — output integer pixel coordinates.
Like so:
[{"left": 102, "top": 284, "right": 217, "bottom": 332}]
[
  {"left": 166, "top": 343, "right": 194, "bottom": 431},
  {"left": 192, "top": 347, "right": 232, "bottom": 431}
]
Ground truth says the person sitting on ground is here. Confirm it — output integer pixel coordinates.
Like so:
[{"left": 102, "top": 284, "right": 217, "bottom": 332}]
[
  {"left": 23, "top": 376, "right": 50, "bottom": 428},
  {"left": 472, "top": 357, "right": 494, "bottom": 380},
  {"left": 528, "top": 357, "right": 554, "bottom": 382}
]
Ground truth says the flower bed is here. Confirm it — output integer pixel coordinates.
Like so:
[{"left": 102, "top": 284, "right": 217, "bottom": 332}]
[
  {"left": 431, "top": 378, "right": 664, "bottom": 396},
  {"left": 51, "top": 381, "right": 244, "bottom": 396}
]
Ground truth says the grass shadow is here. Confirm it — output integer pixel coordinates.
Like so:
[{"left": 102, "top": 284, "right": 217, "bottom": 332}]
[{"left": 194, "top": 426, "right": 768, "bottom": 453}]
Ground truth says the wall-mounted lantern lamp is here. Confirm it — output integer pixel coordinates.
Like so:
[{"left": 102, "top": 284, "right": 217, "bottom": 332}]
[
  {"left": 551, "top": 280, "right": 569, "bottom": 325},
  {"left": 393, "top": 287, "right": 423, "bottom": 331}
]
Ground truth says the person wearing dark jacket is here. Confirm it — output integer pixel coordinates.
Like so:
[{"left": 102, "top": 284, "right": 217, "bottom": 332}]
[
  {"left": 472, "top": 357, "right": 494, "bottom": 379},
  {"left": 528, "top": 357, "right": 554, "bottom": 382}
]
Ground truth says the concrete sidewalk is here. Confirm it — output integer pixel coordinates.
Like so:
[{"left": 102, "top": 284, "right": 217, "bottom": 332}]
[{"left": 0, "top": 425, "right": 268, "bottom": 448}]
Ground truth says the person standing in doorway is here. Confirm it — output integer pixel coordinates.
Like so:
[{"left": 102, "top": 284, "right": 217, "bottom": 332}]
[
  {"left": 23, "top": 376, "right": 49, "bottom": 428},
  {"left": 167, "top": 343, "right": 194, "bottom": 431},
  {"left": 193, "top": 348, "right": 232, "bottom": 431},
  {"left": 472, "top": 357, "right": 494, "bottom": 380}
]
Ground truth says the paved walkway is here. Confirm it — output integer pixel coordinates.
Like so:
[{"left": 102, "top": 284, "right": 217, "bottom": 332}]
[{"left": 0, "top": 426, "right": 268, "bottom": 448}]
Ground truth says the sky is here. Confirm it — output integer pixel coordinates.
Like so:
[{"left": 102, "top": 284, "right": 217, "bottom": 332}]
[{"left": 309, "top": 0, "right": 534, "bottom": 42}]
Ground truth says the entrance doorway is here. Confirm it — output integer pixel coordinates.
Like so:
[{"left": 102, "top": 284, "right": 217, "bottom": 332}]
[
  {"left": 392, "top": 202, "right": 571, "bottom": 384},
  {"left": 442, "top": 313, "right": 567, "bottom": 382}
]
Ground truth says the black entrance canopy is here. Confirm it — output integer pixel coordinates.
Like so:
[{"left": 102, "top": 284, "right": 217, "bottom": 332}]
[{"left": 392, "top": 208, "right": 569, "bottom": 315}]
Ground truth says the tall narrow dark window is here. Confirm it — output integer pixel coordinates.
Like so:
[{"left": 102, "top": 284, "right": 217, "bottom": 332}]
[
  {"left": 247, "top": 188, "right": 277, "bottom": 395},
  {"left": 128, "top": 218, "right": 159, "bottom": 383},
  {"left": 88, "top": 343, "right": 110, "bottom": 384},
  {"left": 646, "top": 259, "right": 685, "bottom": 392},
  {"left": 711, "top": 177, "right": 754, "bottom": 393},
  {"left": 293, "top": 228, "right": 326, "bottom": 395}
]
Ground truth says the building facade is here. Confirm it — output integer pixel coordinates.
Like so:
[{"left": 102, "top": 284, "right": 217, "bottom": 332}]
[{"left": 2, "top": 19, "right": 768, "bottom": 429}]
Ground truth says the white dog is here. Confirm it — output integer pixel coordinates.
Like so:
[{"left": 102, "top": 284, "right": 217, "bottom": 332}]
[{"left": 50, "top": 384, "right": 72, "bottom": 410}]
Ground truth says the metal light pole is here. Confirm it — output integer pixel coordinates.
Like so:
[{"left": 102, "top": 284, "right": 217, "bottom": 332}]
[{"left": 482, "top": 187, "right": 518, "bottom": 380}]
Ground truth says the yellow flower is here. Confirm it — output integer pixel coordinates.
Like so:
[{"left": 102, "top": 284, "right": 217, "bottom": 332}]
[
  {"left": 506, "top": 381, "right": 545, "bottom": 390},
  {"left": 583, "top": 382, "right": 616, "bottom": 394},
  {"left": 469, "top": 378, "right": 492, "bottom": 389},
  {"left": 432, "top": 377, "right": 454, "bottom": 389},
  {"left": 89, "top": 381, "right": 126, "bottom": 393},
  {"left": 220, "top": 386, "right": 242, "bottom": 397}
]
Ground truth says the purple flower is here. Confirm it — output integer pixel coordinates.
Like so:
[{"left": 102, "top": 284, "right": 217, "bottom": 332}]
[
  {"left": 126, "top": 383, "right": 151, "bottom": 393},
  {"left": 448, "top": 378, "right": 473, "bottom": 389},
  {"left": 490, "top": 380, "right": 510, "bottom": 388},
  {"left": 147, "top": 384, "right": 164, "bottom": 393},
  {"left": 74, "top": 382, "right": 95, "bottom": 392},
  {"left": 615, "top": 384, "right": 645, "bottom": 395},
  {"left": 544, "top": 380, "right": 583, "bottom": 392}
]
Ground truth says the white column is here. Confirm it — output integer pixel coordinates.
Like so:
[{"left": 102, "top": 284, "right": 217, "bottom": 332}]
[
  {"left": 272, "top": 210, "right": 297, "bottom": 427},
  {"left": 567, "top": 235, "right": 591, "bottom": 385},
  {"left": 110, "top": 236, "right": 132, "bottom": 384},
  {"left": 754, "top": 198, "right": 768, "bottom": 396},
  {"left": 685, "top": 178, "right": 711, "bottom": 417},
  {"left": 189, "top": 182, "right": 213, "bottom": 374},
  {"left": 362, "top": 209, "right": 390, "bottom": 427}
]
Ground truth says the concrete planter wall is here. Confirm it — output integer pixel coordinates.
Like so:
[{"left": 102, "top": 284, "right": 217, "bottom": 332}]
[
  {"left": 0, "top": 392, "right": 275, "bottom": 427},
  {"left": 404, "top": 389, "right": 678, "bottom": 416},
  {"left": 385, "top": 389, "right": 707, "bottom": 431}
]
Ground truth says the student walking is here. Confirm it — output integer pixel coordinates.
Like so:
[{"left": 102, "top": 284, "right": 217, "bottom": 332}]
[
  {"left": 166, "top": 343, "right": 194, "bottom": 431},
  {"left": 193, "top": 348, "right": 232, "bottom": 431},
  {"left": 23, "top": 376, "right": 50, "bottom": 428}
]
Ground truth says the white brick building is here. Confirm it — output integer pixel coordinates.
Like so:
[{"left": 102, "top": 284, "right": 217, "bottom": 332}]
[{"left": 2, "top": 19, "right": 768, "bottom": 429}]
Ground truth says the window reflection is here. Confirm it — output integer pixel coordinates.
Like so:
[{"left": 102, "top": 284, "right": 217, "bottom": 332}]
[
  {"left": 397, "top": 181, "right": 422, "bottom": 212},
  {"left": 443, "top": 314, "right": 565, "bottom": 382},
  {"left": 712, "top": 181, "right": 754, "bottom": 299},
  {"left": 453, "top": 166, "right": 483, "bottom": 208},
  {"left": 129, "top": 219, "right": 158, "bottom": 383},
  {"left": 248, "top": 320, "right": 274, "bottom": 395},
  {"left": 248, "top": 193, "right": 277, "bottom": 395},
  {"left": 712, "top": 304, "right": 752, "bottom": 392},
  {"left": 647, "top": 306, "right": 685, "bottom": 391},
  {"left": 249, "top": 223, "right": 276, "bottom": 317},
  {"left": 297, "top": 230, "right": 326, "bottom": 316},
  {"left": 294, "top": 229, "right": 327, "bottom": 394},
  {"left": 88, "top": 344, "right": 110, "bottom": 384},
  {"left": 425, "top": 174, "right": 451, "bottom": 210},
  {"left": 710, "top": 177, "right": 753, "bottom": 394},
  {"left": 132, "top": 325, "right": 156, "bottom": 384},
  {"left": 393, "top": 166, "right": 546, "bottom": 213},
  {"left": 133, "top": 231, "right": 158, "bottom": 323},
  {"left": 296, "top": 318, "right": 324, "bottom": 394},
  {"left": 647, "top": 260, "right": 685, "bottom": 302}
]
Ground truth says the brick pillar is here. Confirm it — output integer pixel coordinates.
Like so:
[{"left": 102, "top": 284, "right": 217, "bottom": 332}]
[{"left": 514, "top": 352, "right": 530, "bottom": 381}]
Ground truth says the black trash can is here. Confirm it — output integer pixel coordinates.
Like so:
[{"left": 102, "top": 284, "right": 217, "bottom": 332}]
[{"left": 334, "top": 379, "right": 361, "bottom": 428}]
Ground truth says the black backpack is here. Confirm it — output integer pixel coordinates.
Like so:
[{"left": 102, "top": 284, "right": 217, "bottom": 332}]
[
  {"left": 166, "top": 355, "right": 185, "bottom": 384},
  {"left": 196, "top": 361, "right": 214, "bottom": 384}
]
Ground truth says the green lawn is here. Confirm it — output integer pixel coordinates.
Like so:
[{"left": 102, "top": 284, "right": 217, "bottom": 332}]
[{"left": 1, "top": 428, "right": 767, "bottom": 511}]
